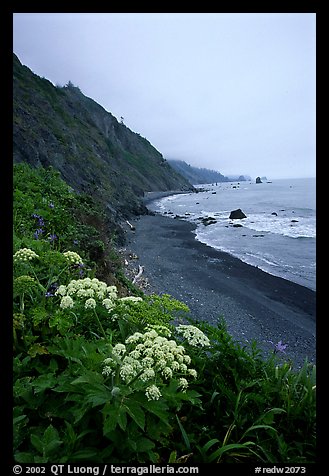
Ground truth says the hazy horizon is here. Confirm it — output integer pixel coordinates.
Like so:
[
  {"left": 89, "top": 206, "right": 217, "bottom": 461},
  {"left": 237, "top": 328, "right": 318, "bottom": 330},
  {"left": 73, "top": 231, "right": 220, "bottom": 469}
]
[{"left": 13, "top": 13, "right": 316, "bottom": 180}]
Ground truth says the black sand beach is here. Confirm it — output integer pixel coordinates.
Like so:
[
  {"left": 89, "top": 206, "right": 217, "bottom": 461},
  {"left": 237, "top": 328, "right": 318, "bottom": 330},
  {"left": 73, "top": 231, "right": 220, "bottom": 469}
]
[{"left": 124, "top": 212, "right": 316, "bottom": 369}]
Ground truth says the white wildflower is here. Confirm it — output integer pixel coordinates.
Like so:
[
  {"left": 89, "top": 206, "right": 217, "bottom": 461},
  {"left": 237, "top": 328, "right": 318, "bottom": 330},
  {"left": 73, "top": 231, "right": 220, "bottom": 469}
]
[
  {"left": 84, "top": 288, "right": 95, "bottom": 298},
  {"left": 188, "top": 369, "right": 198, "bottom": 379},
  {"left": 140, "top": 368, "right": 155, "bottom": 382},
  {"left": 96, "top": 291, "right": 106, "bottom": 300},
  {"left": 102, "top": 328, "right": 197, "bottom": 396},
  {"left": 107, "top": 285, "right": 118, "bottom": 299},
  {"left": 141, "top": 357, "right": 154, "bottom": 368},
  {"left": 145, "top": 384, "right": 162, "bottom": 401},
  {"left": 76, "top": 289, "right": 90, "bottom": 298},
  {"left": 162, "top": 367, "right": 173, "bottom": 379},
  {"left": 183, "top": 355, "right": 192, "bottom": 365},
  {"left": 60, "top": 295, "right": 74, "bottom": 309},
  {"left": 63, "top": 251, "right": 83, "bottom": 265},
  {"left": 55, "top": 285, "right": 67, "bottom": 296},
  {"left": 120, "top": 364, "right": 135, "bottom": 382},
  {"left": 180, "top": 363, "right": 188, "bottom": 373},
  {"left": 84, "top": 298, "right": 96, "bottom": 309},
  {"left": 112, "top": 343, "right": 126, "bottom": 357},
  {"left": 129, "top": 350, "right": 141, "bottom": 360},
  {"left": 102, "top": 298, "right": 115, "bottom": 310},
  {"left": 14, "top": 248, "right": 39, "bottom": 263},
  {"left": 178, "top": 378, "right": 189, "bottom": 391},
  {"left": 102, "top": 366, "right": 114, "bottom": 376},
  {"left": 171, "top": 361, "right": 180, "bottom": 371},
  {"left": 125, "top": 332, "right": 144, "bottom": 344},
  {"left": 176, "top": 325, "right": 210, "bottom": 347},
  {"left": 104, "top": 357, "right": 115, "bottom": 365}
]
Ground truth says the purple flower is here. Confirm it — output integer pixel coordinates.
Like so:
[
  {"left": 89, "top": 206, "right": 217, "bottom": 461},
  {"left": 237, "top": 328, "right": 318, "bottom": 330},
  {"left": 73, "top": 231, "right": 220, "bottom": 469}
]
[
  {"left": 32, "top": 213, "right": 45, "bottom": 226},
  {"left": 73, "top": 239, "right": 79, "bottom": 246},
  {"left": 49, "top": 202, "right": 55, "bottom": 208},
  {"left": 34, "top": 228, "right": 44, "bottom": 240},
  {"left": 74, "top": 262, "right": 85, "bottom": 277},
  {"left": 275, "top": 341, "right": 288, "bottom": 353},
  {"left": 45, "top": 282, "right": 58, "bottom": 297},
  {"left": 268, "top": 340, "right": 288, "bottom": 353},
  {"left": 48, "top": 234, "right": 57, "bottom": 242}
]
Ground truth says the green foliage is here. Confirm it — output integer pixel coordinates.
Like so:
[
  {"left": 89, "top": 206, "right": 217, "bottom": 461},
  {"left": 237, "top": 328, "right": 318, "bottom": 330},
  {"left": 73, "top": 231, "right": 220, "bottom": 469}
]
[
  {"left": 13, "top": 162, "right": 316, "bottom": 464},
  {"left": 13, "top": 163, "right": 127, "bottom": 289}
]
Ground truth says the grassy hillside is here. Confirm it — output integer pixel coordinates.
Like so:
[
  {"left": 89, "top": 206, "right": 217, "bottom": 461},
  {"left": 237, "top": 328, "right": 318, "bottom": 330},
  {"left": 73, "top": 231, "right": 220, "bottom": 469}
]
[{"left": 13, "top": 54, "right": 193, "bottom": 220}]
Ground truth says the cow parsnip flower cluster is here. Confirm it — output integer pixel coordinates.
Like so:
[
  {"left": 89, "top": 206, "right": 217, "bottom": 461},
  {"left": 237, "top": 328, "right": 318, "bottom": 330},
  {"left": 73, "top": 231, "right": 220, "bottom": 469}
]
[
  {"left": 14, "top": 275, "right": 38, "bottom": 293},
  {"left": 63, "top": 251, "right": 83, "bottom": 265},
  {"left": 176, "top": 324, "right": 210, "bottom": 347},
  {"left": 55, "top": 277, "right": 119, "bottom": 310},
  {"left": 102, "top": 329, "right": 197, "bottom": 400},
  {"left": 14, "top": 248, "right": 39, "bottom": 263}
]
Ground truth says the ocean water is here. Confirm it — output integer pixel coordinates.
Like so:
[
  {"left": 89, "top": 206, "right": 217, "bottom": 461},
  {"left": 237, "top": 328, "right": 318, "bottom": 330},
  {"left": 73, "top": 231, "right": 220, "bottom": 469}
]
[{"left": 148, "top": 177, "right": 316, "bottom": 291}]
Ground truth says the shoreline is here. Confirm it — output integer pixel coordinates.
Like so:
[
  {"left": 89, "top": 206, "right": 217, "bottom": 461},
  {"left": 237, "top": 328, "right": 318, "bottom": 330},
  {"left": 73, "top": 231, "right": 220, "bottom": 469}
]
[
  {"left": 123, "top": 212, "right": 316, "bottom": 369},
  {"left": 142, "top": 190, "right": 193, "bottom": 206}
]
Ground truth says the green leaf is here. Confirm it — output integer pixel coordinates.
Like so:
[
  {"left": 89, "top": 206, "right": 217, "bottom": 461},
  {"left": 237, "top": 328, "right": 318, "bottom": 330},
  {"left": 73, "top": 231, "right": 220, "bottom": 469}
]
[
  {"left": 70, "top": 449, "right": 100, "bottom": 461},
  {"left": 43, "top": 425, "right": 63, "bottom": 454},
  {"left": 34, "top": 455, "right": 49, "bottom": 463},
  {"left": 71, "top": 372, "right": 102, "bottom": 386},
  {"left": 30, "top": 434, "right": 44, "bottom": 454},
  {"left": 86, "top": 391, "right": 110, "bottom": 407},
  {"left": 175, "top": 414, "right": 191, "bottom": 451},
  {"left": 117, "top": 407, "right": 128, "bottom": 431},
  {"left": 135, "top": 437, "right": 155, "bottom": 453},
  {"left": 64, "top": 421, "right": 76, "bottom": 446},
  {"left": 49, "top": 358, "right": 59, "bottom": 373},
  {"left": 32, "top": 373, "right": 57, "bottom": 394},
  {"left": 168, "top": 451, "right": 177, "bottom": 463},
  {"left": 200, "top": 438, "right": 220, "bottom": 454},
  {"left": 13, "top": 415, "right": 28, "bottom": 425},
  {"left": 103, "top": 405, "right": 119, "bottom": 435},
  {"left": 14, "top": 452, "right": 35, "bottom": 463},
  {"left": 209, "top": 441, "right": 256, "bottom": 462},
  {"left": 259, "top": 407, "right": 286, "bottom": 425},
  {"left": 241, "top": 424, "right": 277, "bottom": 439},
  {"left": 134, "top": 394, "right": 170, "bottom": 427},
  {"left": 124, "top": 399, "right": 145, "bottom": 431}
]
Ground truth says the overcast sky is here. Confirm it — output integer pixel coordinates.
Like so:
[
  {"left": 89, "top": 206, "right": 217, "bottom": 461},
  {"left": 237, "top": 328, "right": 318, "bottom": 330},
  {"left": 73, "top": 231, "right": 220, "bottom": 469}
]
[{"left": 13, "top": 13, "right": 316, "bottom": 179}]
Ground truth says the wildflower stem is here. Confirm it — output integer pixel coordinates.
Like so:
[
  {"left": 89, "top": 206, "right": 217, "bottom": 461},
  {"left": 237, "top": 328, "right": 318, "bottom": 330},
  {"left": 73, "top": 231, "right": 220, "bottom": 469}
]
[
  {"left": 125, "top": 368, "right": 145, "bottom": 387},
  {"left": 53, "top": 264, "right": 70, "bottom": 282},
  {"left": 20, "top": 293, "right": 25, "bottom": 313},
  {"left": 28, "top": 265, "right": 47, "bottom": 293},
  {"left": 93, "top": 309, "right": 107, "bottom": 339}
]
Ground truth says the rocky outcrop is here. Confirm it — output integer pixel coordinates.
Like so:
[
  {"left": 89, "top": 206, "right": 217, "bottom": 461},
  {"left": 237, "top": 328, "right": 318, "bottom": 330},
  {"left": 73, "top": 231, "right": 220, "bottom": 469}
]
[
  {"left": 201, "top": 217, "right": 217, "bottom": 226},
  {"left": 256, "top": 177, "right": 262, "bottom": 184},
  {"left": 229, "top": 209, "right": 247, "bottom": 219}
]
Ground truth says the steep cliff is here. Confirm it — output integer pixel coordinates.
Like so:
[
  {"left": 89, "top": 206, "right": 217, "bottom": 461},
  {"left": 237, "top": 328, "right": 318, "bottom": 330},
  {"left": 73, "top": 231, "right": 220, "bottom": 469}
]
[
  {"left": 13, "top": 54, "right": 193, "bottom": 219},
  {"left": 167, "top": 159, "right": 229, "bottom": 185}
]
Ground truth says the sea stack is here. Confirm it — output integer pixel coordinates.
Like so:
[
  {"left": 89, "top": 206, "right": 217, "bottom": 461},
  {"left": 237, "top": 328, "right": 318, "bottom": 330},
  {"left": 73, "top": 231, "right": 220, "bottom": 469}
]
[{"left": 229, "top": 208, "right": 247, "bottom": 219}]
